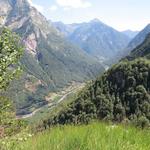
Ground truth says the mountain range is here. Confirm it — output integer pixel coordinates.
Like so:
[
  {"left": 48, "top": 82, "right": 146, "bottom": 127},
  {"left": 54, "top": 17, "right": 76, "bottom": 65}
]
[{"left": 53, "top": 19, "right": 131, "bottom": 61}]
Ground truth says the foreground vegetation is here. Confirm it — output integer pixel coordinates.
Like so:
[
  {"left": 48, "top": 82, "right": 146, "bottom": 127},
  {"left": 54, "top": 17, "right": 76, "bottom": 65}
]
[
  {"left": 6, "top": 122, "right": 150, "bottom": 150},
  {"left": 0, "top": 28, "right": 26, "bottom": 138}
]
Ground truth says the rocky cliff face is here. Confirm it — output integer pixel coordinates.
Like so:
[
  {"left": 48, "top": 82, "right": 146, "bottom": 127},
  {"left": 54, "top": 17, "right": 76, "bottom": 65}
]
[{"left": 3, "top": 0, "right": 60, "bottom": 56}]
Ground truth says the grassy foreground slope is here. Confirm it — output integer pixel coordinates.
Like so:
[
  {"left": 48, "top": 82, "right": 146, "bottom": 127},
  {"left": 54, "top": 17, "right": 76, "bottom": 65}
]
[{"left": 14, "top": 122, "right": 150, "bottom": 150}]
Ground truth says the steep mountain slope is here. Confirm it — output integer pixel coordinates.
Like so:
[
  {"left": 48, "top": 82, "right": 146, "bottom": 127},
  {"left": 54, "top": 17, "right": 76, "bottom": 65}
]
[
  {"left": 0, "top": 0, "right": 104, "bottom": 115},
  {"left": 122, "top": 30, "right": 139, "bottom": 39},
  {"left": 54, "top": 19, "right": 130, "bottom": 61},
  {"left": 126, "top": 33, "right": 150, "bottom": 60},
  {"left": 125, "top": 24, "right": 150, "bottom": 55}
]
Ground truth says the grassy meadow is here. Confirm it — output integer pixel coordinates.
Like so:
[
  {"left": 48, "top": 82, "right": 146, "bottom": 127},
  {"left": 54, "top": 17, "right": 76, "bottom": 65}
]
[{"left": 10, "top": 122, "right": 150, "bottom": 150}]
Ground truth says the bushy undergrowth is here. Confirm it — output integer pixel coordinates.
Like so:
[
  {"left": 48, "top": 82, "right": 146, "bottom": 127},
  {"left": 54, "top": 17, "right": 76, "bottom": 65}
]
[{"left": 0, "top": 129, "right": 33, "bottom": 150}]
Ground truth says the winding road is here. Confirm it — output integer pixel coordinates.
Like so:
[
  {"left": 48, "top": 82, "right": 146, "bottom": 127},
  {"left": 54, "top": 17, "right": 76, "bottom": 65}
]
[{"left": 16, "top": 84, "right": 83, "bottom": 119}]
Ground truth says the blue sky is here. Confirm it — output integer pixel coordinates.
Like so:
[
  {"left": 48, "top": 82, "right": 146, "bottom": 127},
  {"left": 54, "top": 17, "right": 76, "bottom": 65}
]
[{"left": 29, "top": 0, "right": 150, "bottom": 31}]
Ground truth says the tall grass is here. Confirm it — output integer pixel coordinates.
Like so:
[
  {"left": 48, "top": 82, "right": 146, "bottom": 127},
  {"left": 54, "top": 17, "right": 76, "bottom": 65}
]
[{"left": 13, "top": 122, "right": 150, "bottom": 150}]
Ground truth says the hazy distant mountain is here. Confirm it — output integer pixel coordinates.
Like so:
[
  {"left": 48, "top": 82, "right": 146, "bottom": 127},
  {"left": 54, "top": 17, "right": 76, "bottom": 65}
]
[
  {"left": 122, "top": 30, "right": 139, "bottom": 39},
  {"left": 54, "top": 19, "right": 130, "bottom": 61},
  {"left": 0, "top": 0, "right": 104, "bottom": 114},
  {"left": 125, "top": 24, "right": 150, "bottom": 55}
]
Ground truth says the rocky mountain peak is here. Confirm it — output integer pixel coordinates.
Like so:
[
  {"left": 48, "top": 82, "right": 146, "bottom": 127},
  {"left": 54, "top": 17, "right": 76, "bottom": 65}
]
[
  {"left": 89, "top": 18, "right": 105, "bottom": 26},
  {"left": 0, "top": 0, "right": 61, "bottom": 56}
]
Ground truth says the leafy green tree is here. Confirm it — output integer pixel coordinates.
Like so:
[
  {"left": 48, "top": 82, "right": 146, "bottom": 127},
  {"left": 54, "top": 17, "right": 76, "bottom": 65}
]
[
  {"left": 0, "top": 27, "right": 23, "bottom": 90},
  {"left": 0, "top": 27, "right": 24, "bottom": 136},
  {"left": 0, "top": 96, "right": 25, "bottom": 136}
]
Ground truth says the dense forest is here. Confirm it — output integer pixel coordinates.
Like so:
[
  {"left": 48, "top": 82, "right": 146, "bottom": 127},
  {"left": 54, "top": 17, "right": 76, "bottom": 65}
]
[{"left": 43, "top": 58, "right": 150, "bottom": 128}]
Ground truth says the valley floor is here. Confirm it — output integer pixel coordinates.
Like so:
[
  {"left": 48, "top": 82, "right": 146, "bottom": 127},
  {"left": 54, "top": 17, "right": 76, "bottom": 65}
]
[
  {"left": 16, "top": 82, "right": 85, "bottom": 120},
  {"left": 8, "top": 122, "right": 150, "bottom": 150}
]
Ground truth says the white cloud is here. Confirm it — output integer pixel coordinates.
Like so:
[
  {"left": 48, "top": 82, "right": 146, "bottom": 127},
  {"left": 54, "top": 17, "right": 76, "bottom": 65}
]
[
  {"left": 49, "top": 5, "right": 58, "bottom": 11},
  {"left": 27, "top": 0, "right": 44, "bottom": 13},
  {"left": 63, "top": 7, "right": 71, "bottom": 11},
  {"left": 56, "top": 0, "right": 92, "bottom": 8},
  {"left": 27, "top": 0, "right": 32, "bottom": 4}
]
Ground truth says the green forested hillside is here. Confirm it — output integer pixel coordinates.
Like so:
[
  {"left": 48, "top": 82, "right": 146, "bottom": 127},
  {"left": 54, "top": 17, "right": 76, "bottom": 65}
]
[
  {"left": 43, "top": 33, "right": 150, "bottom": 128},
  {"left": 44, "top": 58, "right": 150, "bottom": 127}
]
